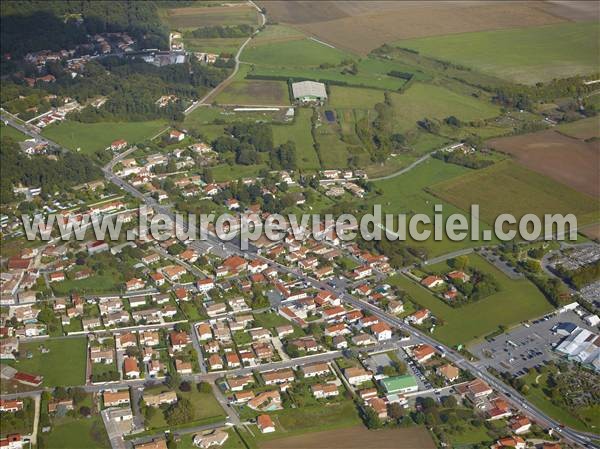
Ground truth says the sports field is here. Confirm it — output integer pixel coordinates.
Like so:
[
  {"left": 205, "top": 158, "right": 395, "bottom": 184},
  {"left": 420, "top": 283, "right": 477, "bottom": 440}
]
[
  {"left": 397, "top": 22, "right": 600, "bottom": 84},
  {"left": 42, "top": 120, "right": 167, "bottom": 155},
  {"left": 242, "top": 38, "right": 353, "bottom": 68},
  {"left": 430, "top": 160, "right": 600, "bottom": 226},
  {"left": 389, "top": 254, "right": 553, "bottom": 346},
  {"left": 8, "top": 337, "right": 87, "bottom": 387},
  {"left": 273, "top": 109, "right": 320, "bottom": 170},
  {"left": 390, "top": 82, "right": 501, "bottom": 133}
]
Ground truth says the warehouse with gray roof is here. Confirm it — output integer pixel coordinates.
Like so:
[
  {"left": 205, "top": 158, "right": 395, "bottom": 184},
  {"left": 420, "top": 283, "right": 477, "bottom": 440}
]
[{"left": 291, "top": 81, "right": 327, "bottom": 103}]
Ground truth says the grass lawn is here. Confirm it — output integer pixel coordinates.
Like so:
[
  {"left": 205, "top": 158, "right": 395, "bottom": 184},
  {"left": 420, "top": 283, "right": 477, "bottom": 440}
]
[
  {"left": 252, "top": 400, "right": 362, "bottom": 442},
  {"left": 42, "top": 120, "right": 168, "bottom": 155},
  {"left": 44, "top": 415, "right": 109, "bottom": 449},
  {"left": 396, "top": 22, "right": 600, "bottom": 84},
  {"left": 363, "top": 158, "right": 495, "bottom": 257},
  {"left": 328, "top": 86, "right": 385, "bottom": 109},
  {"left": 247, "top": 24, "right": 306, "bottom": 48},
  {"left": 210, "top": 163, "right": 268, "bottom": 182},
  {"left": 252, "top": 311, "right": 290, "bottom": 331},
  {"left": 146, "top": 387, "right": 225, "bottom": 431},
  {"left": 389, "top": 82, "right": 501, "bottom": 133},
  {"left": 429, "top": 160, "right": 600, "bottom": 227},
  {"left": 242, "top": 38, "right": 354, "bottom": 68},
  {"left": 388, "top": 254, "right": 553, "bottom": 346},
  {"left": 7, "top": 337, "right": 87, "bottom": 386},
  {"left": 273, "top": 109, "right": 320, "bottom": 170},
  {"left": 52, "top": 272, "right": 123, "bottom": 296},
  {"left": 1, "top": 122, "right": 28, "bottom": 141},
  {"left": 215, "top": 79, "right": 290, "bottom": 105}
]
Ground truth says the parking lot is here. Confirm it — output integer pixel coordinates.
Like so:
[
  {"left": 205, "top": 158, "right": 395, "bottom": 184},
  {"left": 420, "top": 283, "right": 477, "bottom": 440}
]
[{"left": 470, "top": 310, "right": 594, "bottom": 376}]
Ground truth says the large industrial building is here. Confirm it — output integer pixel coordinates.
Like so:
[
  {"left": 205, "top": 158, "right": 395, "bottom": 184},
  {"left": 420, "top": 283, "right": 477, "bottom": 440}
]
[{"left": 291, "top": 81, "right": 327, "bottom": 103}]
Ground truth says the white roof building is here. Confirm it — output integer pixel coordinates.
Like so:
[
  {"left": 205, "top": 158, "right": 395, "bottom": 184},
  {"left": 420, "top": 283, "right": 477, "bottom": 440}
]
[{"left": 291, "top": 81, "right": 327, "bottom": 103}]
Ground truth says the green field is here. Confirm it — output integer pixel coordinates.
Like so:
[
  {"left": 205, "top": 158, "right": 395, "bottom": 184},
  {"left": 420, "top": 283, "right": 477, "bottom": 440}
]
[
  {"left": 243, "top": 38, "right": 353, "bottom": 68},
  {"left": 184, "top": 36, "right": 247, "bottom": 54},
  {"left": 557, "top": 116, "right": 600, "bottom": 140},
  {"left": 52, "top": 272, "right": 123, "bottom": 296},
  {"left": 8, "top": 337, "right": 87, "bottom": 387},
  {"left": 430, "top": 160, "right": 600, "bottom": 226},
  {"left": 42, "top": 120, "right": 167, "bottom": 155},
  {"left": 44, "top": 415, "right": 109, "bottom": 449},
  {"left": 328, "top": 86, "right": 384, "bottom": 109},
  {"left": 364, "top": 158, "right": 495, "bottom": 256},
  {"left": 396, "top": 22, "right": 600, "bottom": 84},
  {"left": 161, "top": 5, "right": 258, "bottom": 29},
  {"left": 215, "top": 79, "right": 290, "bottom": 105},
  {"left": 211, "top": 163, "right": 268, "bottom": 182},
  {"left": 273, "top": 109, "right": 320, "bottom": 170},
  {"left": 390, "top": 82, "right": 501, "bottom": 133},
  {"left": 248, "top": 65, "right": 408, "bottom": 91},
  {"left": 1, "top": 122, "right": 28, "bottom": 141},
  {"left": 388, "top": 254, "right": 553, "bottom": 346}
]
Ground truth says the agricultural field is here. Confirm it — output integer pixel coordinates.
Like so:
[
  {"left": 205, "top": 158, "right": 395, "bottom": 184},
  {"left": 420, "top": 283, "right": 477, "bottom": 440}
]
[
  {"left": 242, "top": 38, "right": 353, "bottom": 68},
  {"left": 260, "top": 425, "right": 435, "bottom": 449},
  {"left": 160, "top": 5, "right": 258, "bottom": 30},
  {"left": 364, "top": 158, "right": 495, "bottom": 257},
  {"left": 247, "top": 24, "right": 306, "bottom": 47},
  {"left": 260, "top": 1, "right": 570, "bottom": 54},
  {"left": 272, "top": 109, "right": 320, "bottom": 170},
  {"left": 430, "top": 160, "right": 600, "bottom": 227},
  {"left": 215, "top": 79, "right": 290, "bottom": 105},
  {"left": 396, "top": 22, "right": 600, "bottom": 84},
  {"left": 42, "top": 120, "right": 167, "bottom": 155},
  {"left": 487, "top": 129, "right": 599, "bottom": 198},
  {"left": 7, "top": 337, "right": 87, "bottom": 387},
  {"left": 388, "top": 254, "right": 553, "bottom": 346},
  {"left": 557, "top": 116, "right": 600, "bottom": 140},
  {"left": 390, "top": 82, "right": 501, "bottom": 133}
]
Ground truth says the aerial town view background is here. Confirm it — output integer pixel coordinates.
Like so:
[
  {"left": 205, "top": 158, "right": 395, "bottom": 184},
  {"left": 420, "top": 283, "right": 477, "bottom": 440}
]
[{"left": 0, "top": 1, "right": 599, "bottom": 449}]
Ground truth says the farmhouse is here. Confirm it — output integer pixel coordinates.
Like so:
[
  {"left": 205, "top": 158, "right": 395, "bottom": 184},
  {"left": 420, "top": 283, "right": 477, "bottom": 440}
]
[{"left": 291, "top": 81, "right": 327, "bottom": 104}]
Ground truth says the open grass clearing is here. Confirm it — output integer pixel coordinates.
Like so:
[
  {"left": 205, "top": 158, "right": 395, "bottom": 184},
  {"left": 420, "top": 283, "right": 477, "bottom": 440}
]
[
  {"left": 215, "top": 79, "right": 290, "bottom": 105},
  {"left": 363, "top": 158, "right": 495, "bottom": 257},
  {"left": 260, "top": 425, "right": 435, "bottom": 449},
  {"left": 389, "top": 82, "right": 501, "bottom": 133},
  {"left": 242, "top": 38, "right": 354, "bottom": 68},
  {"left": 7, "top": 337, "right": 87, "bottom": 387},
  {"left": 396, "top": 22, "right": 600, "bottom": 84},
  {"left": 42, "top": 120, "right": 167, "bottom": 155},
  {"left": 161, "top": 5, "right": 258, "bottom": 30},
  {"left": 328, "top": 86, "right": 384, "bottom": 109},
  {"left": 273, "top": 109, "right": 320, "bottom": 170},
  {"left": 388, "top": 254, "right": 553, "bottom": 346},
  {"left": 44, "top": 415, "right": 109, "bottom": 449}
]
